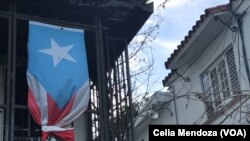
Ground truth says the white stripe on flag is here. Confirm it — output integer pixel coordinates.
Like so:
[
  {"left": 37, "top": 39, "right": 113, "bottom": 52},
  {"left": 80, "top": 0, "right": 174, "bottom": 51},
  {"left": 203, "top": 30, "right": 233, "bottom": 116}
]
[
  {"left": 56, "top": 80, "right": 90, "bottom": 127},
  {"left": 27, "top": 72, "right": 49, "bottom": 125},
  {"left": 42, "top": 126, "right": 72, "bottom": 132},
  {"left": 29, "top": 21, "right": 84, "bottom": 33}
]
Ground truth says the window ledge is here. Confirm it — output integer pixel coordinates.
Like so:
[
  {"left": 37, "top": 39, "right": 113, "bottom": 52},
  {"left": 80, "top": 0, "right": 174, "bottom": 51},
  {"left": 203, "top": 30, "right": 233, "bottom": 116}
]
[{"left": 203, "top": 95, "right": 250, "bottom": 124}]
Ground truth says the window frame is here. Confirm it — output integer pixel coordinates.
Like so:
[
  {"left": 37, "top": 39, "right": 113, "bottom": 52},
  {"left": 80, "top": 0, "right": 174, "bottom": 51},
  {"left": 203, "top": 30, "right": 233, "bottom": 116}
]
[{"left": 200, "top": 45, "right": 240, "bottom": 118}]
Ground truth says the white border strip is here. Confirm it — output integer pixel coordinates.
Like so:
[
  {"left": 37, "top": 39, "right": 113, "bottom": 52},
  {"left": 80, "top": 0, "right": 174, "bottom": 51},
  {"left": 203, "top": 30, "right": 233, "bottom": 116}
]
[
  {"left": 29, "top": 21, "right": 83, "bottom": 33},
  {"left": 27, "top": 72, "right": 48, "bottom": 125},
  {"left": 42, "top": 126, "right": 72, "bottom": 132}
]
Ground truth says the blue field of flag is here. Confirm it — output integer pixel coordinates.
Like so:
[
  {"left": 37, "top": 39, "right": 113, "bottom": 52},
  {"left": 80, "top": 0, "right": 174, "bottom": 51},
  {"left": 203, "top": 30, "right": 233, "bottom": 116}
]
[{"left": 27, "top": 21, "right": 89, "bottom": 109}]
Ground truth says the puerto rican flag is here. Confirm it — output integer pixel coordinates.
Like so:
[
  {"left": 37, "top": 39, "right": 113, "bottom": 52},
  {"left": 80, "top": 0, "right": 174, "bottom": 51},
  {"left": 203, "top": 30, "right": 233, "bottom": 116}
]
[{"left": 27, "top": 21, "right": 90, "bottom": 141}]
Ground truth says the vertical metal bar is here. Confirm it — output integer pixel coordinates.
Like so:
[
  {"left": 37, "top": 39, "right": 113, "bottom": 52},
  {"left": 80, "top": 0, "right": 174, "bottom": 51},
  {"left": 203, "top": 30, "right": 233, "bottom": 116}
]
[
  {"left": 112, "top": 40, "right": 121, "bottom": 141},
  {"left": 95, "top": 24, "right": 103, "bottom": 140},
  {"left": 116, "top": 56, "right": 124, "bottom": 140},
  {"left": 5, "top": 13, "right": 12, "bottom": 141},
  {"left": 95, "top": 17, "right": 110, "bottom": 141},
  {"left": 121, "top": 52, "right": 129, "bottom": 139},
  {"left": 124, "top": 39, "right": 134, "bottom": 141},
  {"left": 109, "top": 80, "right": 115, "bottom": 141},
  {"left": 115, "top": 60, "right": 119, "bottom": 139},
  {"left": 9, "top": 2, "right": 17, "bottom": 141},
  {"left": 116, "top": 61, "right": 122, "bottom": 141},
  {"left": 105, "top": 35, "right": 115, "bottom": 141},
  {"left": 86, "top": 85, "right": 92, "bottom": 141},
  {"left": 114, "top": 64, "right": 119, "bottom": 139}
]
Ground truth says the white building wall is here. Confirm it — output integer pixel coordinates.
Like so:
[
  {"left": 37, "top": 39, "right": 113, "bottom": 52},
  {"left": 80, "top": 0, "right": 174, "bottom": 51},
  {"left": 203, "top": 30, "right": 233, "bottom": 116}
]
[
  {"left": 74, "top": 113, "right": 87, "bottom": 141},
  {"left": 134, "top": 102, "right": 177, "bottom": 141},
  {"left": 212, "top": 0, "right": 250, "bottom": 124},
  {"left": 211, "top": 98, "right": 250, "bottom": 124},
  {"left": 168, "top": 0, "right": 250, "bottom": 125},
  {"left": 135, "top": 1, "right": 250, "bottom": 140},
  {"left": 134, "top": 93, "right": 177, "bottom": 141},
  {"left": 237, "top": 0, "right": 250, "bottom": 90},
  {"left": 171, "top": 80, "right": 204, "bottom": 124},
  {"left": 170, "top": 28, "right": 234, "bottom": 124},
  {"left": 157, "top": 99, "right": 178, "bottom": 124},
  {"left": 135, "top": 126, "right": 149, "bottom": 141}
]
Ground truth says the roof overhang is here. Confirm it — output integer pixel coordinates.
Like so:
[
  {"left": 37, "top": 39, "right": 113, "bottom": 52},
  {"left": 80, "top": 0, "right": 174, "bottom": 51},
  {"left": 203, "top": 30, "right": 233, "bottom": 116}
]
[
  {"left": 134, "top": 92, "right": 171, "bottom": 134},
  {"left": 168, "top": 11, "right": 232, "bottom": 70},
  {"left": 13, "top": 0, "right": 153, "bottom": 43},
  {"left": 163, "top": 3, "right": 232, "bottom": 86}
]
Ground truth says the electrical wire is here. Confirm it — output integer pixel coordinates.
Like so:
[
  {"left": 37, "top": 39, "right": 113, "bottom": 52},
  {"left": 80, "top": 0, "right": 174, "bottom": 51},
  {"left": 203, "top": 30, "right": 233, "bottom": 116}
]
[
  {"left": 187, "top": 27, "right": 230, "bottom": 78},
  {"left": 166, "top": 25, "right": 228, "bottom": 85},
  {"left": 135, "top": 1, "right": 250, "bottom": 126},
  {"left": 165, "top": 0, "right": 248, "bottom": 86}
]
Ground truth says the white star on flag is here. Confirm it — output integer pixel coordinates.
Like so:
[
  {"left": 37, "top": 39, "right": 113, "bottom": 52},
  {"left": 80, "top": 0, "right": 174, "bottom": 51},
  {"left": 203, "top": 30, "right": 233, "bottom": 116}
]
[{"left": 39, "top": 38, "right": 77, "bottom": 67}]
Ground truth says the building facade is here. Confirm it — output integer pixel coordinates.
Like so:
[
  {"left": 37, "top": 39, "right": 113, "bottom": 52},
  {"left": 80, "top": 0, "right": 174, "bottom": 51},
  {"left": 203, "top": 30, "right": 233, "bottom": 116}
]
[
  {"left": 163, "top": 0, "right": 250, "bottom": 125},
  {"left": 135, "top": 0, "right": 250, "bottom": 140},
  {"left": 134, "top": 92, "right": 174, "bottom": 141},
  {"left": 0, "top": 1, "right": 153, "bottom": 140}
]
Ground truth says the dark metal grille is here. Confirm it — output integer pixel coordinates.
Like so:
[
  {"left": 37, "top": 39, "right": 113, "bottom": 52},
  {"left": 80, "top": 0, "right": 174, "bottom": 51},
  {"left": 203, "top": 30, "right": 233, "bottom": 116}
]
[
  {"left": 0, "top": 0, "right": 152, "bottom": 140},
  {"left": 87, "top": 36, "right": 133, "bottom": 141}
]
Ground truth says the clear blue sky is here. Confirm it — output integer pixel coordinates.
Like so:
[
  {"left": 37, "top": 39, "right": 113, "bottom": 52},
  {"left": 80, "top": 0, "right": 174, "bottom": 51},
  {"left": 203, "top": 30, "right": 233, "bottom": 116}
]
[{"left": 130, "top": 0, "right": 229, "bottom": 97}]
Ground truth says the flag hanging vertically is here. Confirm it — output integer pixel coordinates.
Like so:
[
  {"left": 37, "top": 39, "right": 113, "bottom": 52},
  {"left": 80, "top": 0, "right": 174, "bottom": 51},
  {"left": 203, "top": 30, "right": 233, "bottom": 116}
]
[{"left": 27, "top": 21, "right": 90, "bottom": 141}]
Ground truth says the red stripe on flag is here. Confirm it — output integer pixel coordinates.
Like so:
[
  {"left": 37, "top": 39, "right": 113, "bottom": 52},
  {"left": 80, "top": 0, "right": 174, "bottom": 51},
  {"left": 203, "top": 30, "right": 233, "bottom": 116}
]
[
  {"left": 28, "top": 87, "right": 41, "bottom": 125},
  {"left": 47, "top": 94, "right": 76, "bottom": 125},
  {"left": 42, "top": 129, "right": 74, "bottom": 141}
]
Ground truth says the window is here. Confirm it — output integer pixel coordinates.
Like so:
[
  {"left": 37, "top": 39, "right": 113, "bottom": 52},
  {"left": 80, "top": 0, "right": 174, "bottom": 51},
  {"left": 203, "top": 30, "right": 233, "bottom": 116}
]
[
  {"left": 201, "top": 73, "right": 214, "bottom": 117},
  {"left": 226, "top": 48, "right": 240, "bottom": 95},
  {"left": 210, "top": 67, "right": 222, "bottom": 107},
  {"left": 218, "top": 59, "right": 230, "bottom": 98},
  {"left": 201, "top": 47, "right": 240, "bottom": 118}
]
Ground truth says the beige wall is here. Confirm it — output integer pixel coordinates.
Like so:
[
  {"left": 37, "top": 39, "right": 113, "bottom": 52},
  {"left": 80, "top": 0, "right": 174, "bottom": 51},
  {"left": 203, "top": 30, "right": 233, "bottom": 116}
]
[{"left": 74, "top": 113, "right": 87, "bottom": 141}]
